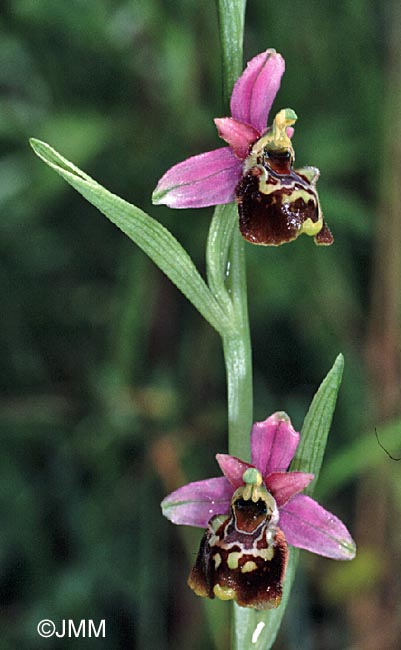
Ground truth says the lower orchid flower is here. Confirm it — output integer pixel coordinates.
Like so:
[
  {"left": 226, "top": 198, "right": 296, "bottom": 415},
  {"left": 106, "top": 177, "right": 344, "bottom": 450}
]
[
  {"left": 152, "top": 50, "right": 333, "bottom": 246},
  {"left": 161, "top": 412, "right": 355, "bottom": 610}
]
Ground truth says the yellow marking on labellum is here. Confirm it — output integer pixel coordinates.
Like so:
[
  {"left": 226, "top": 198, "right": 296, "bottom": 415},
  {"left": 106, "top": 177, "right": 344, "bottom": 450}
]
[
  {"left": 301, "top": 217, "right": 322, "bottom": 236},
  {"left": 278, "top": 188, "right": 323, "bottom": 236},
  {"left": 258, "top": 176, "right": 284, "bottom": 196},
  {"left": 281, "top": 188, "right": 313, "bottom": 206},
  {"left": 210, "top": 514, "right": 226, "bottom": 533},
  {"left": 213, "top": 584, "right": 236, "bottom": 601},
  {"left": 256, "top": 174, "right": 318, "bottom": 208},
  {"left": 241, "top": 561, "right": 258, "bottom": 573},
  {"left": 227, "top": 552, "right": 242, "bottom": 570},
  {"left": 278, "top": 188, "right": 323, "bottom": 237},
  {"left": 259, "top": 546, "right": 274, "bottom": 561},
  {"left": 213, "top": 553, "right": 222, "bottom": 569}
]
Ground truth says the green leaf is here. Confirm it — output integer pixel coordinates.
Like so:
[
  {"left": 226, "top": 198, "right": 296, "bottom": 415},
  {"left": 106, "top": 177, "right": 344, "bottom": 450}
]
[
  {"left": 291, "top": 353, "right": 344, "bottom": 495},
  {"left": 29, "top": 138, "right": 232, "bottom": 336},
  {"left": 233, "top": 355, "right": 344, "bottom": 650}
]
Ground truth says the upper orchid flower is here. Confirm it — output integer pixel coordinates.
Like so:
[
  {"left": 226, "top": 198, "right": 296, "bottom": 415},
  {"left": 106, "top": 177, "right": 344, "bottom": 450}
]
[
  {"left": 162, "top": 412, "right": 355, "bottom": 610},
  {"left": 153, "top": 50, "right": 333, "bottom": 246}
]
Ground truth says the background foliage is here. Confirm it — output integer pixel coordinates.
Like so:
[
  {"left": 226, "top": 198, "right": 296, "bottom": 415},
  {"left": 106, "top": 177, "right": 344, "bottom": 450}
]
[{"left": 2, "top": 1, "right": 400, "bottom": 648}]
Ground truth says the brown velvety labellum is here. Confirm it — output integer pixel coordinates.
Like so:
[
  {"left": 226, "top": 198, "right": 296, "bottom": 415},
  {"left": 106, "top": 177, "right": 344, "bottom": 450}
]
[
  {"left": 188, "top": 498, "right": 289, "bottom": 610},
  {"left": 235, "top": 149, "right": 333, "bottom": 246},
  {"left": 314, "top": 221, "right": 334, "bottom": 245}
]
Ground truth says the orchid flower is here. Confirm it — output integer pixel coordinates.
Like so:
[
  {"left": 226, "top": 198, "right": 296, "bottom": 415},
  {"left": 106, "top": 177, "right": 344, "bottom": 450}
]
[
  {"left": 162, "top": 412, "right": 355, "bottom": 609},
  {"left": 153, "top": 50, "right": 333, "bottom": 246}
]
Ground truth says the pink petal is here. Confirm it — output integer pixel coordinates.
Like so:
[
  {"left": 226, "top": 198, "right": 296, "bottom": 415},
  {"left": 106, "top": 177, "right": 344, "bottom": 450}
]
[
  {"left": 266, "top": 471, "right": 314, "bottom": 507},
  {"left": 214, "top": 117, "right": 259, "bottom": 160},
  {"left": 230, "top": 50, "right": 285, "bottom": 133},
  {"left": 251, "top": 412, "right": 299, "bottom": 475},
  {"left": 279, "top": 495, "right": 356, "bottom": 560},
  {"left": 161, "top": 477, "right": 232, "bottom": 527},
  {"left": 216, "top": 453, "right": 252, "bottom": 489},
  {"left": 152, "top": 147, "right": 241, "bottom": 208}
]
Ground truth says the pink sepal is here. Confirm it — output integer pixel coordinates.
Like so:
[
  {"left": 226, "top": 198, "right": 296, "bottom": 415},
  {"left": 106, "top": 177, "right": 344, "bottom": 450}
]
[
  {"left": 230, "top": 50, "right": 285, "bottom": 134},
  {"left": 279, "top": 494, "right": 356, "bottom": 560},
  {"left": 152, "top": 147, "right": 241, "bottom": 208},
  {"left": 265, "top": 471, "right": 314, "bottom": 507},
  {"left": 161, "top": 476, "right": 232, "bottom": 528},
  {"left": 214, "top": 117, "right": 259, "bottom": 160},
  {"left": 251, "top": 412, "right": 299, "bottom": 476},
  {"left": 215, "top": 453, "right": 252, "bottom": 489}
]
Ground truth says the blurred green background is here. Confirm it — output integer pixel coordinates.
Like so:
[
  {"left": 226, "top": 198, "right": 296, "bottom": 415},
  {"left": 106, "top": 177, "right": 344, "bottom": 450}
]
[{"left": 2, "top": 1, "right": 401, "bottom": 648}]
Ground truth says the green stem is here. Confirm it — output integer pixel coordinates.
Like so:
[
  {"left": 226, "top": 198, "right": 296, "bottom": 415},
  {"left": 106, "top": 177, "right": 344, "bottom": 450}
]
[
  {"left": 206, "top": 203, "right": 253, "bottom": 461},
  {"left": 215, "top": 2, "right": 255, "bottom": 649},
  {"left": 223, "top": 230, "right": 253, "bottom": 461},
  {"left": 216, "top": 0, "right": 246, "bottom": 106},
  {"left": 215, "top": 1, "right": 251, "bottom": 453}
]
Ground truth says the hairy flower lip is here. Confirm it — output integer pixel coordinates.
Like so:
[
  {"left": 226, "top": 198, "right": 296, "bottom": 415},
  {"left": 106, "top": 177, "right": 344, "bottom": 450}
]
[{"left": 161, "top": 412, "right": 356, "bottom": 561}]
